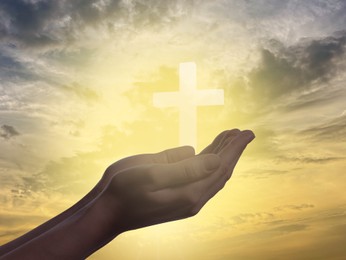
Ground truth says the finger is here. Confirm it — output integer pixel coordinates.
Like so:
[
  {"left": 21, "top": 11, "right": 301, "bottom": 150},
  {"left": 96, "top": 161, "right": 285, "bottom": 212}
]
[
  {"left": 149, "top": 154, "right": 221, "bottom": 190},
  {"left": 192, "top": 130, "right": 255, "bottom": 212},
  {"left": 199, "top": 130, "right": 231, "bottom": 154},
  {"left": 155, "top": 146, "right": 195, "bottom": 163},
  {"left": 214, "top": 129, "right": 241, "bottom": 154},
  {"left": 217, "top": 130, "right": 242, "bottom": 152},
  {"left": 219, "top": 130, "right": 255, "bottom": 177},
  {"left": 202, "top": 129, "right": 241, "bottom": 155},
  {"left": 145, "top": 131, "right": 254, "bottom": 203},
  {"left": 147, "top": 131, "right": 255, "bottom": 218},
  {"left": 105, "top": 146, "right": 195, "bottom": 180},
  {"left": 192, "top": 172, "right": 229, "bottom": 214},
  {"left": 147, "top": 164, "right": 227, "bottom": 212}
]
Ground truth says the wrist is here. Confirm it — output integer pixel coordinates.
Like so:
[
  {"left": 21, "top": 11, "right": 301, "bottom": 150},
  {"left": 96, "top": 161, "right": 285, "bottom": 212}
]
[
  {"left": 47, "top": 193, "right": 124, "bottom": 258},
  {"left": 92, "top": 190, "right": 125, "bottom": 235},
  {"left": 3, "top": 192, "right": 124, "bottom": 259},
  {"left": 65, "top": 191, "right": 124, "bottom": 258}
]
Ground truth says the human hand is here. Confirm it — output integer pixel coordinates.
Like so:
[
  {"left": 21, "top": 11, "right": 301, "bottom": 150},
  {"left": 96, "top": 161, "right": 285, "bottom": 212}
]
[
  {"left": 0, "top": 129, "right": 239, "bottom": 257},
  {"left": 99, "top": 129, "right": 243, "bottom": 193},
  {"left": 1, "top": 129, "right": 254, "bottom": 259},
  {"left": 100, "top": 129, "right": 255, "bottom": 232}
]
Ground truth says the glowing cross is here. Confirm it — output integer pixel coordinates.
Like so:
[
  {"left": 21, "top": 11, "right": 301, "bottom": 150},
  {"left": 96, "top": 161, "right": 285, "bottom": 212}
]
[{"left": 153, "top": 62, "right": 224, "bottom": 148}]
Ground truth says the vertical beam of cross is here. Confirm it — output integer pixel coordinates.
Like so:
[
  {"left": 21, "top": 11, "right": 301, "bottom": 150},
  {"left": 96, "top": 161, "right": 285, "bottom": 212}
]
[{"left": 153, "top": 62, "right": 224, "bottom": 148}]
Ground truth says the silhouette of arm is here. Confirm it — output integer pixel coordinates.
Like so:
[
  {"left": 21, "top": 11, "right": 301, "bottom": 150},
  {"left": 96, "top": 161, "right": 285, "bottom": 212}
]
[
  {"left": 0, "top": 129, "right": 238, "bottom": 256},
  {"left": 0, "top": 145, "right": 196, "bottom": 256},
  {"left": 1, "top": 129, "right": 254, "bottom": 259}
]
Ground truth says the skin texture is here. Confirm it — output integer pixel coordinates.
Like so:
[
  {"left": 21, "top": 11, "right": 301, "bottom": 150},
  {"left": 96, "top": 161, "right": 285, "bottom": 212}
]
[{"left": 0, "top": 129, "right": 254, "bottom": 259}]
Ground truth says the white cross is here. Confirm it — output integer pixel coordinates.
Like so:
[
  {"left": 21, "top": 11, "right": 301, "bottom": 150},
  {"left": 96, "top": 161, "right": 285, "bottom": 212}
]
[{"left": 153, "top": 62, "right": 224, "bottom": 148}]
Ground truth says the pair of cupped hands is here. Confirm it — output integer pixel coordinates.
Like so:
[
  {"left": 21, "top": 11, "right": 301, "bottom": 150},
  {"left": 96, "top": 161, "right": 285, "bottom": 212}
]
[{"left": 0, "top": 129, "right": 254, "bottom": 259}]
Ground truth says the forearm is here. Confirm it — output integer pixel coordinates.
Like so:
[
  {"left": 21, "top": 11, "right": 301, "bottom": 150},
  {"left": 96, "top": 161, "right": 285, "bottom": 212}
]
[
  {"left": 0, "top": 154, "right": 157, "bottom": 255},
  {"left": 0, "top": 178, "right": 105, "bottom": 256},
  {"left": 2, "top": 191, "right": 122, "bottom": 259}
]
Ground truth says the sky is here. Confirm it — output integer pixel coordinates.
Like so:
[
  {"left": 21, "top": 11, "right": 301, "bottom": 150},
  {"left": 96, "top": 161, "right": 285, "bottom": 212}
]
[{"left": 0, "top": 0, "right": 346, "bottom": 259}]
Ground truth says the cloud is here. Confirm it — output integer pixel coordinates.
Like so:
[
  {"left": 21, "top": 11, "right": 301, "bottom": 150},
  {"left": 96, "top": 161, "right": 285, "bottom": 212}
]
[
  {"left": 225, "top": 204, "right": 314, "bottom": 227},
  {"left": 274, "top": 204, "right": 315, "bottom": 212},
  {"left": 230, "top": 212, "right": 274, "bottom": 226},
  {"left": 0, "top": 0, "right": 111, "bottom": 48},
  {"left": 0, "top": 124, "right": 20, "bottom": 140},
  {"left": 0, "top": 212, "right": 48, "bottom": 244},
  {"left": 0, "top": 2, "right": 345, "bottom": 257},
  {"left": 0, "top": 52, "right": 38, "bottom": 81},
  {"left": 0, "top": 0, "right": 58, "bottom": 39},
  {"left": 0, "top": 213, "right": 47, "bottom": 228},
  {"left": 0, "top": 0, "right": 192, "bottom": 49},
  {"left": 198, "top": 205, "right": 346, "bottom": 259},
  {"left": 239, "top": 168, "right": 292, "bottom": 179},
  {"left": 282, "top": 84, "right": 345, "bottom": 112},
  {"left": 300, "top": 113, "right": 346, "bottom": 141},
  {"left": 216, "top": 30, "right": 346, "bottom": 122},
  {"left": 60, "top": 83, "right": 99, "bottom": 102},
  {"left": 248, "top": 31, "right": 346, "bottom": 105},
  {"left": 277, "top": 155, "right": 345, "bottom": 164},
  {"left": 11, "top": 125, "right": 135, "bottom": 198},
  {"left": 264, "top": 223, "right": 308, "bottom": 236}
]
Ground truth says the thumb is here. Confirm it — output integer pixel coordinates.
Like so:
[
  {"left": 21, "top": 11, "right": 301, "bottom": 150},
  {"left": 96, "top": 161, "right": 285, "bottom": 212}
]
[{"left": 151, "top": 154, "right": 221, "bottom": 189}]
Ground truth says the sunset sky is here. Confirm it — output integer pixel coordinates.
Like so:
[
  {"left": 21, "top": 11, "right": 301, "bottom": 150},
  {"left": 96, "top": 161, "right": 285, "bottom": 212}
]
[{"left": 1, "top": 0, "right": 346, "bottom": 259}]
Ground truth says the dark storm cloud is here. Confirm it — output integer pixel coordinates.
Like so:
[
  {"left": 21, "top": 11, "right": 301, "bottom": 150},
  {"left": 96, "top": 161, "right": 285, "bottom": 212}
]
[
  {"left": 307, "top": 0, "right": 346, "bottom": 35},
  {"left": 0, "top": 0, "right": 60, "bottom": 47},
  {"left": 220, "top": 31, "right": 346, "bottom": 116},
  {"left": 249, "top": 31, "right": 346, "bottom": 102},
  {"left": 0, "top": 0, "right": 193, "bottom": 89},
  {"left": 0, "top": 0, "right": 120, "bottom": 48},
  {"left": 0, "top": 52, "right": 38, "bottom": 81},
  {"left": 0, "top": 0, "right": 191, "bottom": 48},
  {"left": 129, "top": 1, "right": 193, "bottom": 28},
  {"left": 0, "top": 124, "right": 20, "bottom": 139}
]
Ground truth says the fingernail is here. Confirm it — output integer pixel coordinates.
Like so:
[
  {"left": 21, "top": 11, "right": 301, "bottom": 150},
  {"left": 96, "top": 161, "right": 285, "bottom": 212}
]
[
  {"left": 203, "top": 154, "right": 221, "bottom": 171},
  {"left": 242, "top": 130, "right": 255, "bottom": 142}
]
